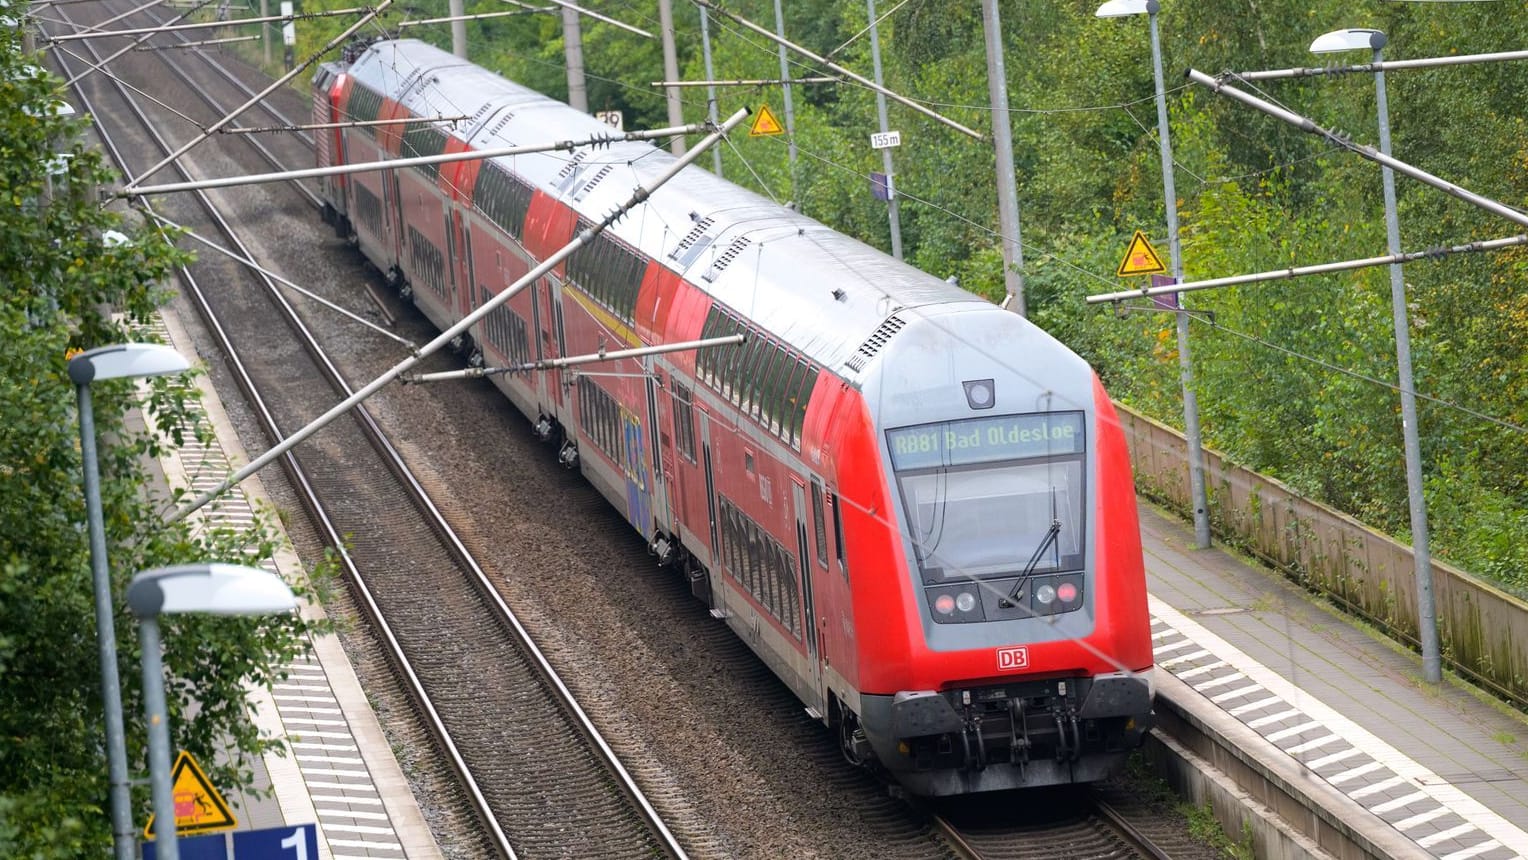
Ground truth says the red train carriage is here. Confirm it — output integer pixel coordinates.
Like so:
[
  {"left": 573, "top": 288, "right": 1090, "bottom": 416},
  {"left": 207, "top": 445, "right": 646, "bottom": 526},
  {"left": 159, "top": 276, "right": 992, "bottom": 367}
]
[{"left": 313, "top": 38, "right": 1154, "bottom": 797}]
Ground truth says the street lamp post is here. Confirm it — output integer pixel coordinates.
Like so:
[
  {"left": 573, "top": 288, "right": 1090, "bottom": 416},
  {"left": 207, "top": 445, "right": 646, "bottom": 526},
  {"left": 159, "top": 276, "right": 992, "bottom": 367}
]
[
  {"left": 1312, "top": 28, "right": 1441, "bottom": 684},
  {"left": 67, "top": 343, "right": 191, "bottom": 860},
  {"left": 1097, "top": 0, "right": 1212, "bottom": 549},
  {"left": 127, "top": 563, "right": 299, "bottom": 860}
]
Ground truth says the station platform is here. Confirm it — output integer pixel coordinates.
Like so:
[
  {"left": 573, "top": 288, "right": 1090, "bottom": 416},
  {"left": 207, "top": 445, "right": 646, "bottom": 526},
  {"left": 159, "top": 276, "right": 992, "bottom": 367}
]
[
  {"left": 1144, "top": 501, "right": 1528, "bottom": 859},
  {"left": 147, "top": 309, "right": 442, "bottom": 860}
]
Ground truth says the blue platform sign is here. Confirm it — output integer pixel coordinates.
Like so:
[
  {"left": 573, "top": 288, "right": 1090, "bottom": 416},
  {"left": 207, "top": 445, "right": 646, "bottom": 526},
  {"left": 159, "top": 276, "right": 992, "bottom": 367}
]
[
  {"left": 144, "top": 824, "right": 318, "bottom": 860},
  {"left": 143, "top": 833, "right": 228, "bottom": 860},
  {"left": 233, "top": 824, "right": 319, "bottom": 858}
]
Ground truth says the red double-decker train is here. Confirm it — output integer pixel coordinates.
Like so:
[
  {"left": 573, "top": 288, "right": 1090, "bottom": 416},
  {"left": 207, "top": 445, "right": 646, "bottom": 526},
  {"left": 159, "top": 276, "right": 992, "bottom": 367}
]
[{"left": 314, "top": 38, "right": 1153, "bottom": 796}]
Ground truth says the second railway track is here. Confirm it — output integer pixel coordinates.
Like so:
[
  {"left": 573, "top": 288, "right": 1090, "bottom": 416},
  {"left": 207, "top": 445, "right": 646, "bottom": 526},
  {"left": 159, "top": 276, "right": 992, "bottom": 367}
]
[{"left": 48, "top": 5, "right": 686, "bottom": 856}]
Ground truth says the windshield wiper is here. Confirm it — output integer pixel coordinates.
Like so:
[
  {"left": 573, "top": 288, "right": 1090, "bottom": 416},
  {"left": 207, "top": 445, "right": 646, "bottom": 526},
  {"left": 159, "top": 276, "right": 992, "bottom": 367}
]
[{"left": 1001, "top": 518, "right": 1060, "bottom": 607}]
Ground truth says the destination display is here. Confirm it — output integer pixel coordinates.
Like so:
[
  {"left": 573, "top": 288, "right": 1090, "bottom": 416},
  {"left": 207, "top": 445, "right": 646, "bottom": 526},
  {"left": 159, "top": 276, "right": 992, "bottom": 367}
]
[{"left": 887, "top": 412, "right": 1086, "bottom": 470}]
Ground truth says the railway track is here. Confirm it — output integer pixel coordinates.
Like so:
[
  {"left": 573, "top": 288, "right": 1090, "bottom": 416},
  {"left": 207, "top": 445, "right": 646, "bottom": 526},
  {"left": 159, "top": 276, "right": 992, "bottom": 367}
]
[
  {"left": 38, "top": 9, "right": 1221, "bottom": 857},
  {"left": 928, "top": 788, "right": 1180, "bottom": 859},
  {"left": 46, "top": 6, "right": 687, "bottom": 857}
]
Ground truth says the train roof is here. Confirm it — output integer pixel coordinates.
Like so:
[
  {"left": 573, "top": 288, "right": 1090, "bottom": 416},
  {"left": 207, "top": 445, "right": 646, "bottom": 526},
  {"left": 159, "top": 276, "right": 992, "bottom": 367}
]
[{"left": 344, "top": 39, "right": 1051, "bottom": 381}]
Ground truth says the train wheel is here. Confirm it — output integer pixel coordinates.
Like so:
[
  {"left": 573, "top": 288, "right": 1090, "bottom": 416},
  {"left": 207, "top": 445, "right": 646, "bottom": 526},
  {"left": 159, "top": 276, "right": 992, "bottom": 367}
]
[{"left": 835, "top": 699, "right": 871, "bottom": 768}]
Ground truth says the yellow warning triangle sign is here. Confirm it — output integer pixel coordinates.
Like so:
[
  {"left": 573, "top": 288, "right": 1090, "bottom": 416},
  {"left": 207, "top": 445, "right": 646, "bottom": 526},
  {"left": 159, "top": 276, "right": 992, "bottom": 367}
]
[
  {"left": 1116, "top": 229, "right": 1168, "bottom": 277},
  {"left": 749, "top": 104, "right": 785, "bottom": 137},
  {"left": 143, "top": 750, "right": 238, "bottom": 838}
]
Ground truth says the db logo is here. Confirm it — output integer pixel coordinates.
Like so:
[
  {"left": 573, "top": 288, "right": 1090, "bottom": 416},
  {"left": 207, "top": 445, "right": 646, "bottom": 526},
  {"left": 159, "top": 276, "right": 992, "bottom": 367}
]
[{"left": 997, "top": 646, "right": 1029, "bottom": 672}]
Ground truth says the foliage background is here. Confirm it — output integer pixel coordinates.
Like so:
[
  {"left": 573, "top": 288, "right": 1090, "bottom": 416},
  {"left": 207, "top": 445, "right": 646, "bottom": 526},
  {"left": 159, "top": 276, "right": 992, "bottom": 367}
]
[{"left": 1, "top": 29, "right": 325, "bottom": 856}]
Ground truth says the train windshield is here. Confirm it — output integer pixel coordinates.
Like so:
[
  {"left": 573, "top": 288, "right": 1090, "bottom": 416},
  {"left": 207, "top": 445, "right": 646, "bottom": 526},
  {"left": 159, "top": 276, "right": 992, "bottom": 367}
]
[{"left": 886, "top": 412, "right": 1086, "bottom": 585}]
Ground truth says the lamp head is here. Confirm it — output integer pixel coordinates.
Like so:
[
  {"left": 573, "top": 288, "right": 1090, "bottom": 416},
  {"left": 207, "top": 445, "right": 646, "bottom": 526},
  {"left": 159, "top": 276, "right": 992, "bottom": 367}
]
[
  {"left": 127, "top": 563, "right": 298, "bottom": 619},
  {"left": 68, "top": 343, "right": 190, "bottom": 386},
  {"left": 1310, "top": 28, "right": 1386, "bottom": 54},
  {"left": 1096, "top": 0, "right": 1159, "bottom": 17}
]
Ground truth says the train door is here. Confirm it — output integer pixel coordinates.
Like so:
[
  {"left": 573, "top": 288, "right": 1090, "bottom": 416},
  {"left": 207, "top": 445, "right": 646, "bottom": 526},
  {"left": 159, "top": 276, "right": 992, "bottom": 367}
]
[
  {"left": 530, "top": 276, "right": 544, "bottom": 362},
  {"left": 662, "top": 377, "right": 687, "bottom": 528},
  {"left": 644, "top": 359, "right": 669, "bottom": 531},
  {"left": 793, "top": 479, "right": 824, "bottom": 713},
  {"left": 549, "top": 285, "right": 566, "bottom": 411},
  {"left": 700, "top": 418, "right": 723, "bottom": 616},
  {"left": 386, "top": 169, "right": 405, "bottom": 269},
  {"left": 451, "top": 210, "right": 471, "bottom": 319},
  {"left": 619, "top": 406, "right": 651, "bottom": 536}
]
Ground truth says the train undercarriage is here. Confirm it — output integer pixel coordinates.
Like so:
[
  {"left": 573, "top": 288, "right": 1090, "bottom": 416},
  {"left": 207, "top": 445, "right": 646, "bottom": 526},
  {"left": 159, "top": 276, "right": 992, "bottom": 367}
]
[{"left": 856, "top": 673, "right": 1153, "bottom": 796}]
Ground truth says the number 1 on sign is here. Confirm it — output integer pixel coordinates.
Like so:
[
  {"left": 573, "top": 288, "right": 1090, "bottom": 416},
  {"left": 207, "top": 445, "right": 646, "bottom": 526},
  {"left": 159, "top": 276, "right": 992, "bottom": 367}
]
[{"left": 281, "top": 827, "right": 309, "bottom": 860}]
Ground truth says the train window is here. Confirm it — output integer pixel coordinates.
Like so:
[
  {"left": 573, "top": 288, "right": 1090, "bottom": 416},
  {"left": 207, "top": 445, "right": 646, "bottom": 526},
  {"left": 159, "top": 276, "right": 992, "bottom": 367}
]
[
  {"left": 733, "top": 337, "right": 760, "bottom": 412},
  {"left": 510, "top": 309, "right": 529, "bottom": 365},
  {"left": 566, "top": 220, "right": 593, "bottom": 285},
  {"left": 613, "top": 243, "right": 643, "bottom": 322},
  {"left": 761, "top": 536, "right": 778, "bottom": 620},
  {"left": 754, "top": 348, "right": 782, "bottom": 424},
  {"left": 567, "top": 231, "right": 642, "bottom": 325},
  {"left": 474, "top": 164, "right": 532, "bottom": 240},
  {"left": 770, "top": 349, "right": 795, "bottom": 430},
  {"left": 760, "top": 352, "right": 789, "bottom": 436},
  {"left": 774, "top": 545, "right": 789, "bottom": 626},
  {"left": 810, "top": 480, "right": 828, "bottom": 568},
  {"left": 601, "top": 391, "right": 614, "bottom": 456},
  {"left": 671, "top": 382, "right": 696, "bottom": 463},
  {"left": 400, "top": 123, "right": 448, "bottom": 180},
  {"left": 478, "top": 287, "right": 529, "bottom": 366},
  {"left": 830, "top": 492, "right": 848, "bottom": 581},
  {"left": 744, "top": 337, "right": 773, "bottom": 413},
  {"left": 717, "top": 496, "right": 801, "bottom": 641},
  {"left": 577, "top": 376, "right": 623, "bottom": 464},
  {"left": 407, "top": 227, "right": 446, "bottom": 300},
  {"left": 787, "top": 551, "right": 801, "bottom": 634},
  {"left": 741, "top": 518, "right": 758, "bottom": 600},
  {"left": 353, "top": 182, "right": 383, "bottom": 237},
  {"left": 724, "top": 505, "right": 742, "bottom": 582},
  {"left": 789, "top": 362, "right": 814, "bottom": 450},
  {"left": 717, "top": 328, "right": 741, "bottom": 402},
  {"left": 754, "top": 348, "right": 775, "bottom": 429},
  {"left": 719, "top": 319, "right": 746, "bottom": 401},
  {"left": 761, "top": 347, "right": 792, "bottom": 434},
  {"left": 347, "top": 86, "right": 382, "bottom": 134},
  {"left": 696, "top": 310, "right": 724, "bottom": 385}
]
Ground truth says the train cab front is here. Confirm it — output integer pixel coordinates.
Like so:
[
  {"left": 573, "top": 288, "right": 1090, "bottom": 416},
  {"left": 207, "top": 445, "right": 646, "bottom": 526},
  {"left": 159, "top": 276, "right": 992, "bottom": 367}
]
[{"left": 849, "top": 305, "right": 1156, "bottom": 796}]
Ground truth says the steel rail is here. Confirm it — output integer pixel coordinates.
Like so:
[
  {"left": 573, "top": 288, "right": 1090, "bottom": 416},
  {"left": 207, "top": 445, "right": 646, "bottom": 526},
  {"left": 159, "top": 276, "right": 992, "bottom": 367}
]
[
  {"left": 55, "top": 7, "right": 695, "bottom": 854},
  {"left": 46, "top": 9, "right": 520, "bottom": 855},
  {"left": 115, "top": 4, "right": 323, "bottom": 207},
  {"left": 1094, "top": 797, "right": 1173, "bottom": 860}
]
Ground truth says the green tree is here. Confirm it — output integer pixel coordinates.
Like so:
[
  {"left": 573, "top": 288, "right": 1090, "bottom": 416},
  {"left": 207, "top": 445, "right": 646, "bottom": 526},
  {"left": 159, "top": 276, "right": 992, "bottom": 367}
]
[{"left": 0, "top": 30, "right": 326, "bottom": 857}]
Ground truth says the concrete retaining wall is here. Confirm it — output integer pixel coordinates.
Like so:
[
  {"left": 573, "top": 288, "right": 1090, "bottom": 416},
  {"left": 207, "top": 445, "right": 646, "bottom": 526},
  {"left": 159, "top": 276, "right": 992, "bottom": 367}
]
[{"left": 1117, "top": 404, "right": 1528, "bottom": 705}]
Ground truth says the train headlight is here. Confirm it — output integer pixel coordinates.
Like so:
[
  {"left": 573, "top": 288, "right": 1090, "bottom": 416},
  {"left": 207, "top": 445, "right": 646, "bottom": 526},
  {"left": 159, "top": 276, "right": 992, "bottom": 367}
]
[
  {"left": 934, "top": 594, "right": 956, "bottom": 615},
  {"left": 1035, "top": 584, "right": 1057, "bottom": 605},
  {"left": 955, "top": 591, "right": 977, "bottom": 612},
  {"left": 1056, "top": 582, "right": 1079, "bottom": 603}
]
